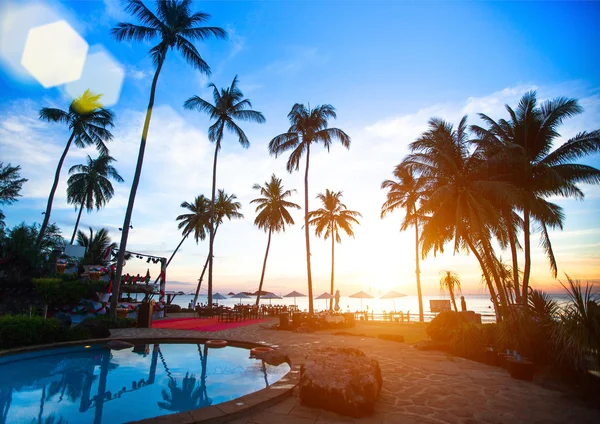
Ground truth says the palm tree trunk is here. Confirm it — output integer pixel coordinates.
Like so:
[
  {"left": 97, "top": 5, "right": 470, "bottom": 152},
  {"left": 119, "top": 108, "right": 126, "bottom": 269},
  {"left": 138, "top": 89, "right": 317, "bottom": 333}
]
[
  {"left": 255, "top": 228, "right": 272, "bottom": 306},
  {"left": 507, "top": 224, "right": 521, "bottom": 303},
  {"left": 449, "top": 289, "right": 458, "bottom": 312},
  {"left": 111, "top": 57, "right": 165, "bottom": 318},
  {"left": 152, "top": 234, "right": 189, "bottom": 285},
  {"left": 207, "top": 140, "right": 220, "bottom": 308},
  {"left": 36, "top": 131, "right": 75, "bottom": 251},
  {"left": 70, "top": 200, "right": 85, "bottom": 244},
  {"left": 467, "top": 239, "right": 501, "bottom": 321},
  {"left": 192, "top": 223, "right": 220, "bottom": 306},
  {"left": 522, "top": 207, "right": 531, "bottom": 305},
  {"left": 304, "top": 144, "right": 314, "bottom": 315},
  {"left": 414, "top": 218, "right": 424, "bottom": 322},
  {"left": 330, "top": 229, "right": 335, "bottom": 311}
]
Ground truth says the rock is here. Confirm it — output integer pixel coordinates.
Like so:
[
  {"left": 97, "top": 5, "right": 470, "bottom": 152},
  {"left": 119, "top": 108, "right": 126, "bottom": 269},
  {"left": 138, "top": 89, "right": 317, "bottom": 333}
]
[
  {"left": 254, "top": 349, "right": 291, "bottom": 366},
  {"left": 295, "top": 323, "right": 313, "bottom": 333},
  {"left": 378, "top": 334, "right": 404, "bottom": 343},
  {"left": 333, "top": 331, "right": 367, "bottom": 337},
  {"left": 412, "top": 340, "right": 448, "bottom": 351},
  {"left": 299, "top": 347, "right": 382, "bottom": 417},
  {"left": 104, "top": 340, "right": 134, "bottom": 350},
  {"left": 76, "top": 319, "right": 111, "bottom": 339}
]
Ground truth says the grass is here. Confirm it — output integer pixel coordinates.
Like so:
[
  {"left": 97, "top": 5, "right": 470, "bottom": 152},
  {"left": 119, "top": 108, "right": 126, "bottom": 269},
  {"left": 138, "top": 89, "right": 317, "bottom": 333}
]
[{"left": 322, "top": 321, "right": 429, "bottom": 344}]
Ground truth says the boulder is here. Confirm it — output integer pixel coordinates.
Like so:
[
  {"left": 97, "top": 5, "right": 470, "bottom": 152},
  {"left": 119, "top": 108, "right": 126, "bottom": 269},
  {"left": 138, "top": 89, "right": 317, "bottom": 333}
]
[
  {"left": 377, "top": 334, "right": 404, "bottom": 343},
  {"left": 254, "top": 349, "right": 291, "bottom": 366},
  {"left": 104, "top": 340, "right": 134, "bottom": 350},
  {"left": 299, "top": 347, "right": 382, "bottom": 417}
]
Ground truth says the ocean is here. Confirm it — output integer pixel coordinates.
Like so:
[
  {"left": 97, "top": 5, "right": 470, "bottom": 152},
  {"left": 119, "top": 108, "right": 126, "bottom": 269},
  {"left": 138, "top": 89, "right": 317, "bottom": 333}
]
[{"left": 164, "top": 293, "right": 573, "bottom": 323}]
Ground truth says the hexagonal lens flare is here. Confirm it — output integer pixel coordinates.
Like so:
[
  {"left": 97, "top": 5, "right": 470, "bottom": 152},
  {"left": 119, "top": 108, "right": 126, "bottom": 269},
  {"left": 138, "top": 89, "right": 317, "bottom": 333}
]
[
  {"left": 65, "top": 47, "right": 125, "bottom": 107},
  {"left": 20, "top": 20, "right": 88, "bottom": 88}
]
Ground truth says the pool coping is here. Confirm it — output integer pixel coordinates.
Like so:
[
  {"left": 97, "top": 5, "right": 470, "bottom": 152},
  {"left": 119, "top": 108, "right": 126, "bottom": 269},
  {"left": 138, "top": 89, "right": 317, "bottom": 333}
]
[{"left": 0, "top": 336, "right": 299, "bottom": 424}]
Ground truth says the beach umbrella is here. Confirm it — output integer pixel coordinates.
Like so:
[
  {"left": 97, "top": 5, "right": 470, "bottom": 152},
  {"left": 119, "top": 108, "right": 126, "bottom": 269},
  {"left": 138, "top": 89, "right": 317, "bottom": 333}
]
[
  {"left": 283, "top": 290, "right": 306, "bottom": 306},
  {"left": 380, "top": 290, "right": 406, "bottom": 311},
  {"left": 231, "top": 292, "right": 251, "bottom": 304},
  {"left": 349, "top": 290, "right": 374, "bottom": 310},
  {"left": 213, "top": 293, "right": 227, "bottom": 304},
  {"left": 315, "top": 292, "right": 335, "bottom": 310},
  {"left": 260, "top": 292, "right": 283, "bottom": 305}
]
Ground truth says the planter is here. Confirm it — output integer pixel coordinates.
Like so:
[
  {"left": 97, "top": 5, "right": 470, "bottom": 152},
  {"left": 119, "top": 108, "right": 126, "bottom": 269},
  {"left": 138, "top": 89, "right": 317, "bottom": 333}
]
[
  {"left": 116, "top": 309, "right": 130, "bottom": 319},
  {"left": 56, "top": 263, "right": 66, "bottom": 274},
  {"left": 497, "top": 353, "right": 512, "bottom": 369},
  {"left": 89, "top": 271, "right": 101, "bottom": 281},
  {"left": 484, "top": 349, "right": 499, "bottom": 366},
  {"left": 506, "top": 357, "right": 534, "bottom": 381}
]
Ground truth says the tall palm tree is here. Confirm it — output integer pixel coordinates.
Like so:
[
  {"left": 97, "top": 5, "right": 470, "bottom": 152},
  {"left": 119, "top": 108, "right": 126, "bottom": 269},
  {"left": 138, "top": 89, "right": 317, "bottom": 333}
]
[
  {"left": 439, "top": 270, "right": 461, "bottom": 312},
  {"left": 37, "top": 90, "right": 114, "bottom": 250},
  {"left": 110, "top": 0, "right": 226, "bottom": 317},
  {"left": 77, "top": 227, "right": 117, "bottom": 265},
  {"left": 403, "top": 116, "right": 516, "bottom": 320},
  {"left": 0, "top": 162, "right": 27, "bottom": 228},
  {"left": 268, "top": 104, "right": 351, "bottom": 315},
  {"left": 184, "top": 76, "right": 265, "bottom": 306},
  {"left": 157, "top": 372, "right": 210, "bottom": 412},
  {"left": 308, "top": 190, "right": 361, "bottom": 311},
  {"left": 381, "top": 164, "right": 427, "bottom": 322},
  {"left": 66, "top": 154, "right": 124, "bottom": 244},
  {"left": 167, "top": 195, "right": 211, "bottom": 270},
  {"left": 251, "top": 174, "right": 300, "bottom": 305},
  {"left": 192, "top": 190, "right": 243, "bottom": 306},
  {"left": 471, "top": 91, "right": 600, "bottom": 304}
]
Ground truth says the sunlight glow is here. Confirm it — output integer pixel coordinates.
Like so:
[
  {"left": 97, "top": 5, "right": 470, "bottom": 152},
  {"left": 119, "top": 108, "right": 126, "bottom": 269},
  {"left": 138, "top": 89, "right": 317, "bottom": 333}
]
[{"left": 21, "top": 20, "right": 88, "bottom": 88}]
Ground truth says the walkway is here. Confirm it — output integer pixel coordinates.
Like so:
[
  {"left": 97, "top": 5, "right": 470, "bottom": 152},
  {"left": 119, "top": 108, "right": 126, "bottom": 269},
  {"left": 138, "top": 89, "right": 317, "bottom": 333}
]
[{"left": 112, "top": 320, "right": 600, "bottom": 424}]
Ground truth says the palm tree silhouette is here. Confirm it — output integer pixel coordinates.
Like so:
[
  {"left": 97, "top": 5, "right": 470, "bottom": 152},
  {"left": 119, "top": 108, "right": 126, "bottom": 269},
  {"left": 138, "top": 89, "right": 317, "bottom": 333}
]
[
  {"left": 439, "top": 271, "right": 461, "bottom": 312},
  {"left": 184, "top": 76, "right": 265, "bottom": 306},
  {"left": 269, "top": 104, "right": 351, "bottom": 315},
  {"left": 76, "top": 227, "right": 117, "bottom": 265},
  {"left": 192, "top": 190, "right": 244, "bottom": 306},
  {"left": 251, "top": 174, "right": 300, "bottom": 305},
  {"left": 66, "top": 154, "right": 124, "bottom": 244},
  {"left": 110, "top": 0, "right": 226, "bottom": 317},
  {"left": 36, "top": 90, "right": 114, "bottom": 251},
  {"left": 167, "top": 195, "right": 211, "bottom": 270},
  {"left": 0, "top": 162, "right": 28, "bottom": 228},
  {"left": 381, "top": 165, "right": 427, "bottom": 322},
  {"left": 308, "top": 190, "right": 361, "bottom": 311},
  {"left": 403, "top": 116, "right": 514, "bottom": 319},
  {"left": 471, "top": 91, "right": 600, "bottom": 304}
]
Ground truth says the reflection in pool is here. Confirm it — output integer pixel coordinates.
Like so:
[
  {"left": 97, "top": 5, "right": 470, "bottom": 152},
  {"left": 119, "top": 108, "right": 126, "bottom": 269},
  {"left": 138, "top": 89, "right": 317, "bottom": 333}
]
[{"left": 0, "top": 342, "right": 290, "bottom": 423}]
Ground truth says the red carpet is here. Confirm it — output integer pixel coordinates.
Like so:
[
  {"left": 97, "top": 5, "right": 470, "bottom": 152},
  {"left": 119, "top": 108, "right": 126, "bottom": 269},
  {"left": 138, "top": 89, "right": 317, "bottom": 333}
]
[{"left": 152, "top": 317, "right": 268, "bottom": 332}]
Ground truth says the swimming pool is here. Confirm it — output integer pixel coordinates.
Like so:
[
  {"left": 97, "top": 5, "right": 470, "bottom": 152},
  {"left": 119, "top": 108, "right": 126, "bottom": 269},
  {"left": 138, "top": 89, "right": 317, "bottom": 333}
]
[{"left": 0, "top": 341, "right": 290, "bottom": 423}]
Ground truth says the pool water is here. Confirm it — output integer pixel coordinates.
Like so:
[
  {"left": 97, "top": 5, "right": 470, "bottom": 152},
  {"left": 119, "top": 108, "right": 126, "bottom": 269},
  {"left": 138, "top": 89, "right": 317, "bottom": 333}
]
[{"left": 0, "top": 342, "right": 290, "bottom": 423}]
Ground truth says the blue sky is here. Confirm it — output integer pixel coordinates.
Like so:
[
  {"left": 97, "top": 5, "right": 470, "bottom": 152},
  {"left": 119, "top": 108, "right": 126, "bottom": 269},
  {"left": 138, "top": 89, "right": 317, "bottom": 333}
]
[{"left": 1, "top": 0, "right": 599, "bottom": 296}]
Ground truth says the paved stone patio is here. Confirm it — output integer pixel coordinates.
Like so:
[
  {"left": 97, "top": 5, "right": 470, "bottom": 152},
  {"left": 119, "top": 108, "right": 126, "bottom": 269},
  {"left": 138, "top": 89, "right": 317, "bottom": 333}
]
[{"left": 112, "top": 320, "right": 600, "bottom": 424}]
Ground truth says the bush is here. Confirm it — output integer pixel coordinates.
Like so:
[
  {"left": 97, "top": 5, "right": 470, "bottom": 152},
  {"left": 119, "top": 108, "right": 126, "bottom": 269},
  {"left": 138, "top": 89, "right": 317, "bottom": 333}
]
[
  {"left": 0, "top": 315, "right": 81, "bottom": 349},
  {"left": 83, "top": 315, "right": 136, "bottom": 329},
  {"left": 33, "top": 278, "right": 109, "bottom": 307},
  {"left": 450, "top": 322, "right": 485, "bottom": 360},
  {"left": 426, "top": 311, "right": 466, "bottom": 342}
]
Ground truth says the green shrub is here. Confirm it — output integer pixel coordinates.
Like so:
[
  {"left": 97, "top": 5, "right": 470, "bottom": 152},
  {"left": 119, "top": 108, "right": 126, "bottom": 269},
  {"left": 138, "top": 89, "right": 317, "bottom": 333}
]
[
  {"left": 426, "top": 311, "right": 466, "bottom": 342},
  {"left": 480, "top": 323, "right": 500, "bottom": 349},
  {"left": 0, "top": 315, "right": 68, "bottom": 349},
  {"left": 450, "top": 322, "right": 485, "bottom": 360},
  {"left": 33, "top": 278, "right": 109, "bottom": 307},
  {"left": 83, "top": 315, "right": 136, "bottom": 329}
]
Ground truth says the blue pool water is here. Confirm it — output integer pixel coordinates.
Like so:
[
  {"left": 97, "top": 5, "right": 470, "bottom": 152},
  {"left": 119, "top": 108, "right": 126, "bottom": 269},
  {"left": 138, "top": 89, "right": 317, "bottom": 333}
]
[{"left": 0, "top": 342, "right": 290, "bottom": 423}]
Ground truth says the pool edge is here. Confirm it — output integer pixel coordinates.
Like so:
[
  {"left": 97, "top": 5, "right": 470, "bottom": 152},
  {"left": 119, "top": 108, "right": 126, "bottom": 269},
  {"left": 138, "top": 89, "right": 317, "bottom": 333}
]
[{"left": 0, "top": 336, "right": 299, "bottom": 424}]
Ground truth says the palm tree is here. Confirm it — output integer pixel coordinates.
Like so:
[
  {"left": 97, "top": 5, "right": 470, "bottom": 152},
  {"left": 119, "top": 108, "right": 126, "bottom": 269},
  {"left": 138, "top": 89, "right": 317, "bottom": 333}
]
[
  {"left": 308, "top": 190, "right": 361, "bottom": 311},
  {"left": 0, "top": 162, "right": 27, "bottom": 228},
  {"left": 268, "top": 104, "right": 351, "bottom": 315},
  {"left": 251, "top": 174, "right": 300, "bottom": 305},
  {"left": 403, "top": 116, "right": 516, "bottom": 320},
  {"left": 110, "top": 0, "right": 226, "bottom": 317},
  {"left": 184, "top": 76, "right": 265, "bottom": 306},
  {"left": 439, "top": 271, "right": 461, "bottom": 312},
  {"left": 167, "top": 195, "right": 211, "bottom": 270},
  {"left": 381, "top": 164, "right": 427, "bottom": 322},
  {"left": 76, "top": 227, "right": 117, "bottom": 265},
  {"left": 66, "top": 154, "right": 124, "bottom": 244},
  {"left": 192, "top": 190, "right": 243, "bottom": 306},
  {"left": 471, "top": 91, "right": 600, "bottom": 304},
  {"left": 37, "top": 90, "right": 114, "bottom": 250}
]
